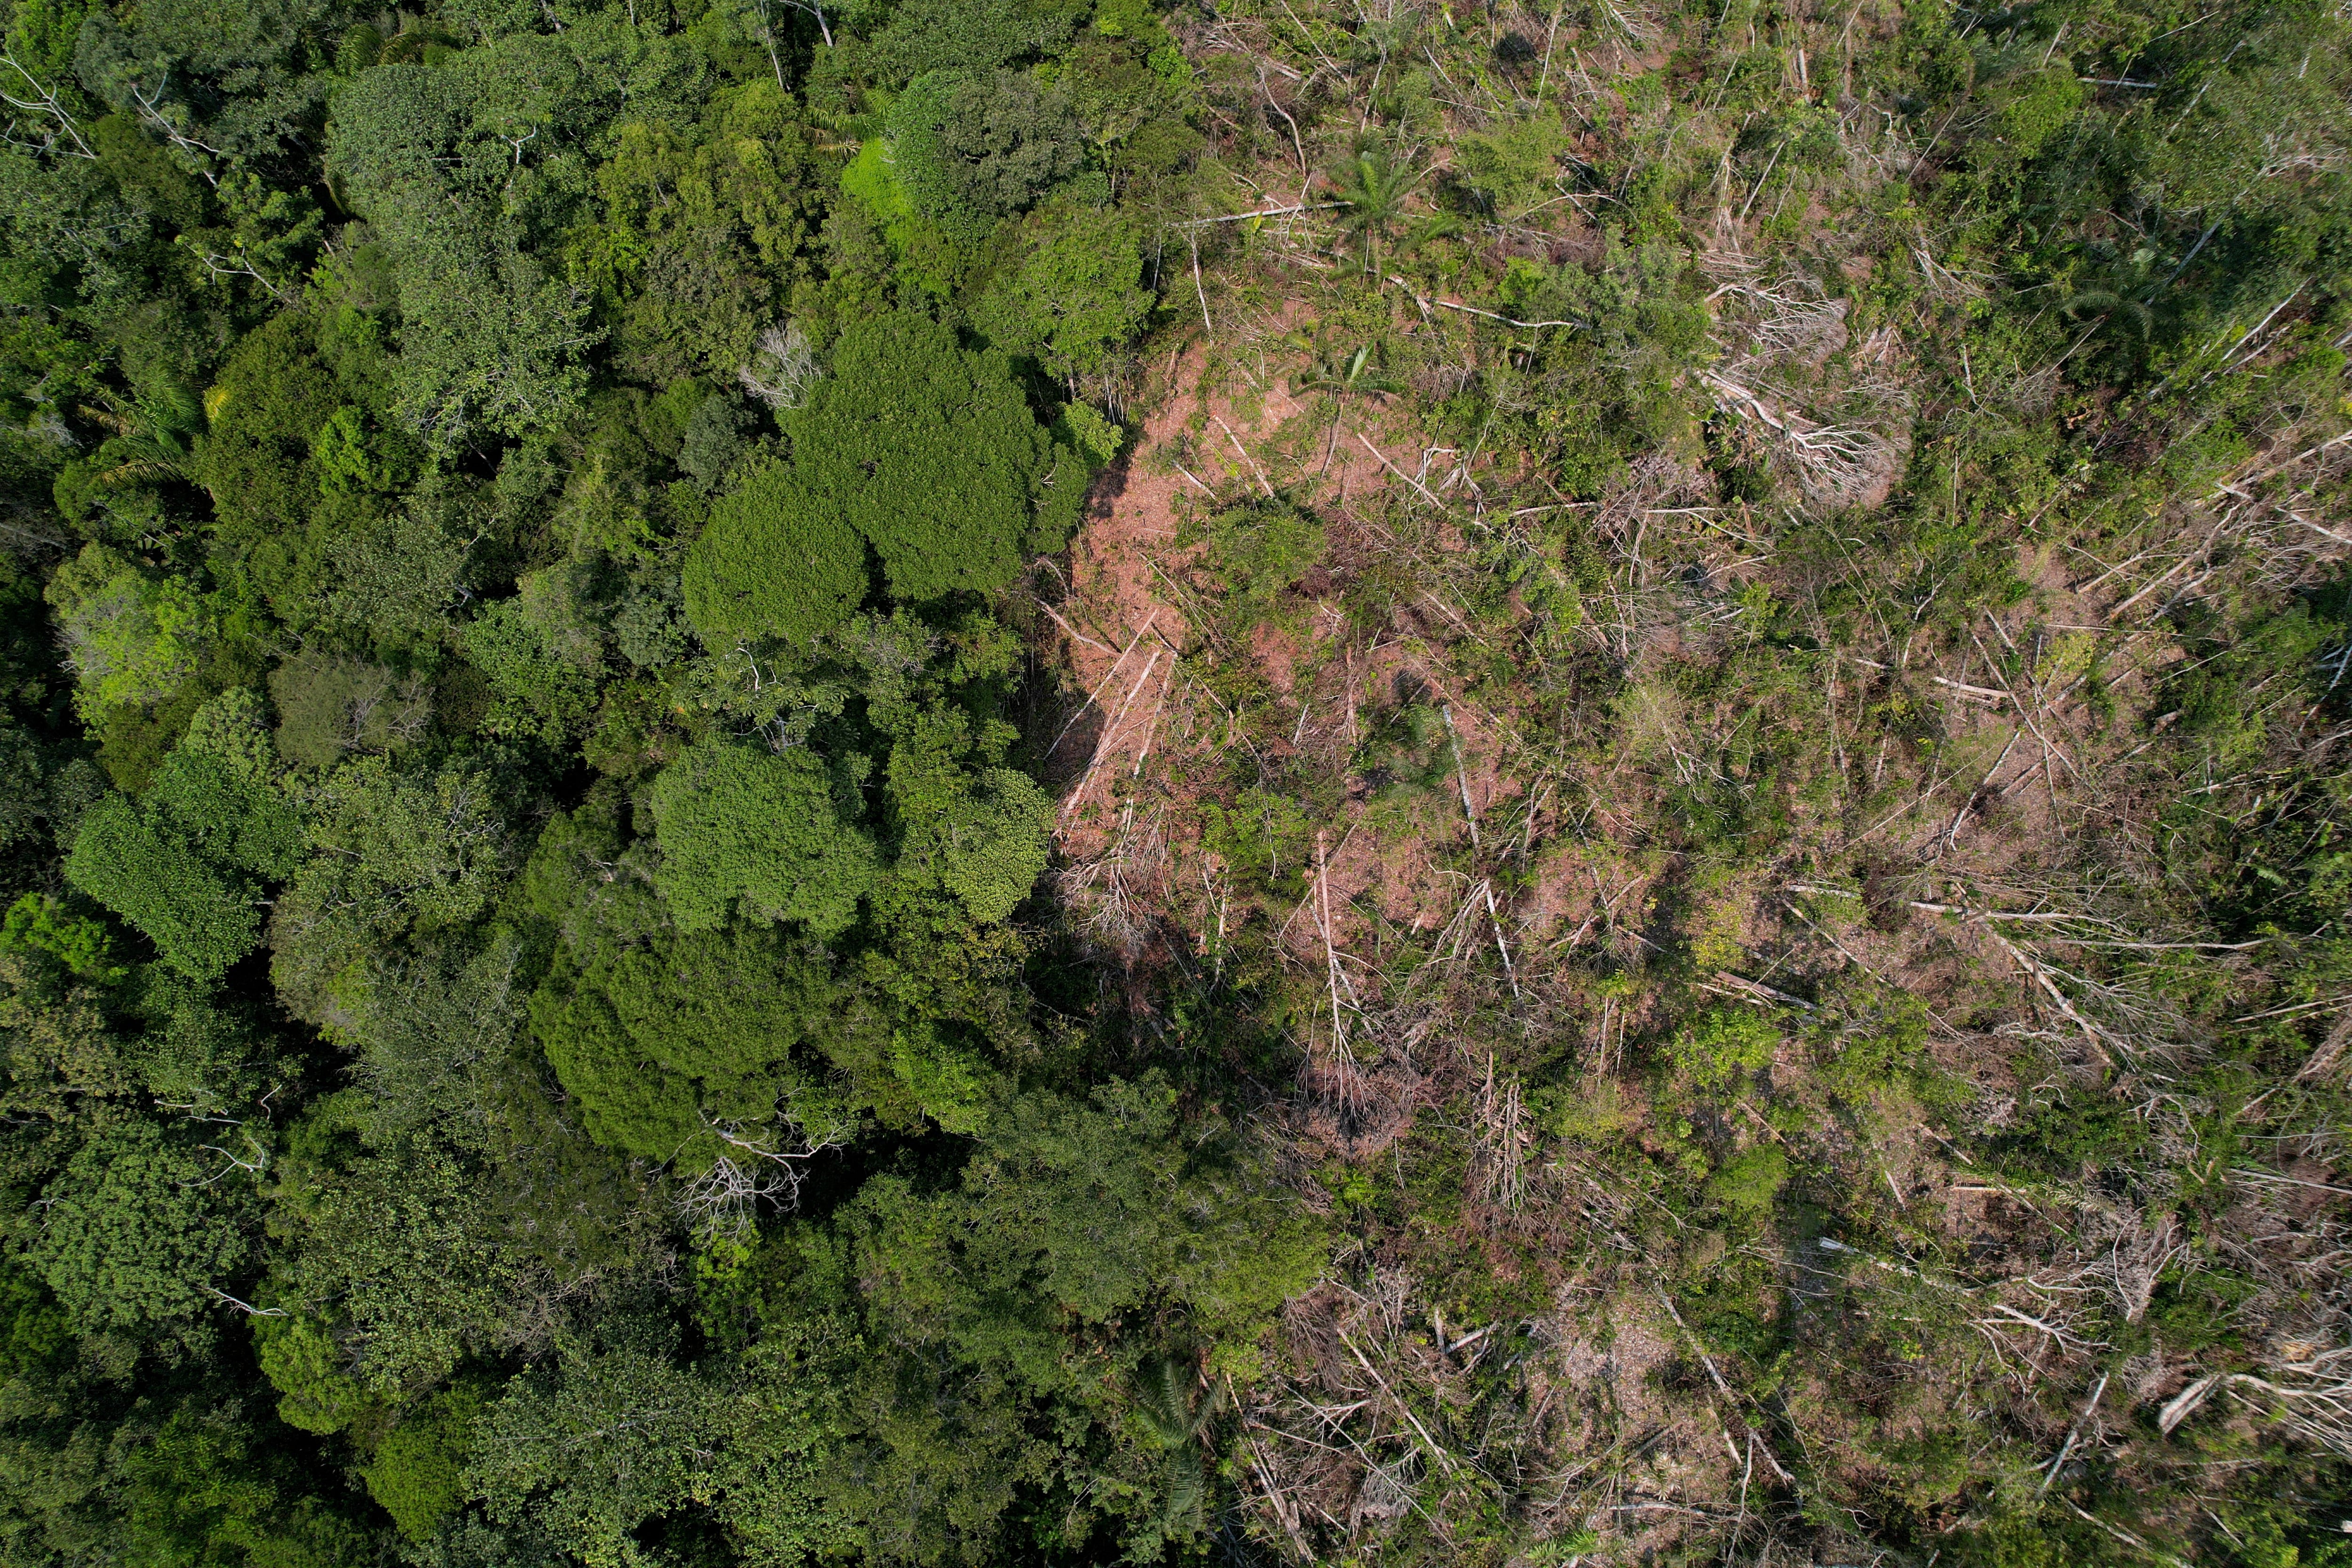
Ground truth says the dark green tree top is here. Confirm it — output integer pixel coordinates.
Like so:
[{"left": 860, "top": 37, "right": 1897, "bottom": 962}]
[
  {"left": 785, "top": 311, "right": 1054, "bottom": 602},
  {"left": 681, "top": 312, "right": 1058, "bottom": 644},
  {"left": 30, "top": 1118, "right": 250, "bottom": 1334},
  {"left": 64, "top": 743, "right": 301, "bottom": 981},
  {"left": 888, "top": 69, "right": 1086, "bottom": 233},
  {"left": 680, "top": 454, "right": 869, "bottom": 650}
]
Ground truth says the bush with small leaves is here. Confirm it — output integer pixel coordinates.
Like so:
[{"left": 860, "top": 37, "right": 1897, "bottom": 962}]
[
  {"left": 31, "top": 1119, "right": 251, "bottom": 1335},
  {"left": 1664, "top": 1006, "right": 1781, "bottom": 1094},
  {"left": 363, "top": 1383, "right": 486, "bottom": 1540},
  {"left": 65, "top": 745, "right": 302, "bottom": 980},
  {"left": 647, "top": 737, "right": 879, "bottom": 938},
  {"left": 255, "top": 1314, "right": 373, "bottom": 1434},
  {"left": 888, "top": 70, "right": 1086, "bottom": 231},
  {"left": 681, "top": 455, "right": 868, "bottom": 648},
  {"left": 1703, "top": 1144, "right": 1789, "bottom": 1218}
]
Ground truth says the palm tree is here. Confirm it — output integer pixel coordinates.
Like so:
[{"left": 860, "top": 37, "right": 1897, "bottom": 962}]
[
  {"left": 1132, "top": 1353, "right": 1227, "bottom": 1541},
  {"left": 2054, "top": 238, "right": 2169, "bottom": 343},
  {"left": 2058, "top": 284, "right": 2154, "bottom": 340},
  {"left": 1291, "top": 344, "right": 1405, "bottom": 472},
  {"left": 76, "top": 377, "right": 204, "bottom": 490},
  {"left": 1327, "top": 144, "right": 1428, "bottom": 275}
]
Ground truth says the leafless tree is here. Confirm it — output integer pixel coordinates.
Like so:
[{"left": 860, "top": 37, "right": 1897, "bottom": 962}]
[
  {"left": 0, "top": 47, "right": 92, "bottom": 159},
  {"left": 738, "top": 322, "right": 820, "bottom": 411},
  {"left": 677, "top": 1096, "right": 855, "bottom": 1240}
]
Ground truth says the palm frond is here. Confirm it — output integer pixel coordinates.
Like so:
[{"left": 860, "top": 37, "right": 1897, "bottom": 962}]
[{"left": 1133, "top": 1353, "right": 1197, "bottom": 1449}]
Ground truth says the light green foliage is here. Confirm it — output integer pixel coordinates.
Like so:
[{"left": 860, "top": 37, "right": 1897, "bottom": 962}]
[
  {"left": 326, "top": 41, "right": 604, "bottom": 444},
  {"left": 1200, "top": 785, "right": 1315, "bottom": 893},
  {"left": 109, "top": 1403, "right": 375, "bottom": 1568},
  {"left": 605, "top": 82, "right": 818, "bottom": 278},
  {"left": 1205, "top": 503, "right": 1326, "bottom": 629},
  {"left": 1536, "top": 1075, "right": 1632, "bottom": 1146},
  {"left": 938, "top": 769, "right": 1055, "bottom": 925},
  {"left": 44, "top": 545, "right": 213, "bottom": 722},
  {"left": 287, "top": 758, "right": 508, "bottom": 933},
  {"left": 868, "top": 0, "right": 1084, "bottom": 86},
  {"left": 883, "top": 1020, "right": 994, "bottom": 1135},
  {"left": 254, "top": 1314, "right": 372, "bottom": 1434},
  {"left": 1989, "top": 66, "right": 2084, "bottom": 160},
  {"left": 178, "top": 687, "right": 276, "bottom": 780},
  {"left": 1664, "top": 1006, "right": 1781, "bottom": 1093},
  {"left": 529, "top": 903, "right": 849, "bottom": 1168},
  {"left": 838, "top": 137, "right": 914, "bottom": 225},
  {"left": 30, "top": 1118, "right": 249, "bottom": 1333},
  {"left": 690, "top": 312, "right": 1057, "bottom": 612},
  {"left": 270, "top": 757, "right": 510, "bottom": 1017},
  {"left": 310, "top": 404, "right": 413, "bottom": 498},
  {"left": 0, "top": 894, "right": 124, "bottom": 984},
  {"left": 1454, "top": 111, "right": 1572, "bottom": 218},
  {"left": 271, "top": 1129, "right": 528, "bottom": 1394},
  {"left": 1057, "top": 400, "right": 1124, "bottom": 466},
  {"left": 974, "top": 205, "right": 1154, "bottom": 378},
  {"left": 681, "top": 454, "right": 869, "bottom": 647},
  {"left": 646, "top": 736, "right": 878, "bottom": 937},
  {"left": 588, "top": 85, "right": 822, "bottom": 383},
  {"left": 64, "top": 745, "right": 302, "bottom": 979},
  {"left": 462, "top": 589, "right": 604, "bottom": 743},
  {"left": 1811, "top": 971, "right": 1936, "bottom": 1102},
  {"left": 1704, "top": 1143, "right": 1789, "bottom": 1218},
  {"left": 191, "top": 313, "right": 342, "bottom": 605},
  {"left": 884, "top": 720, "right": 1054, "bottom": 927},
  {"left": 4, "top": 0, "right": 84, "bottom": 82}
]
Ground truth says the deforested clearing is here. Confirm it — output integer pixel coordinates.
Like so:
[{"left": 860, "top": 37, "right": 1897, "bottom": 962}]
[{"left": 0, "top": 0, "right": 2346, "bottom": 1562}]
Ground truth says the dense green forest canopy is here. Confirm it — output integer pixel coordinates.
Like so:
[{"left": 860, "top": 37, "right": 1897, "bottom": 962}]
[{"left": 0, "top": 0, "right": 2347, "bottom": 1561}]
